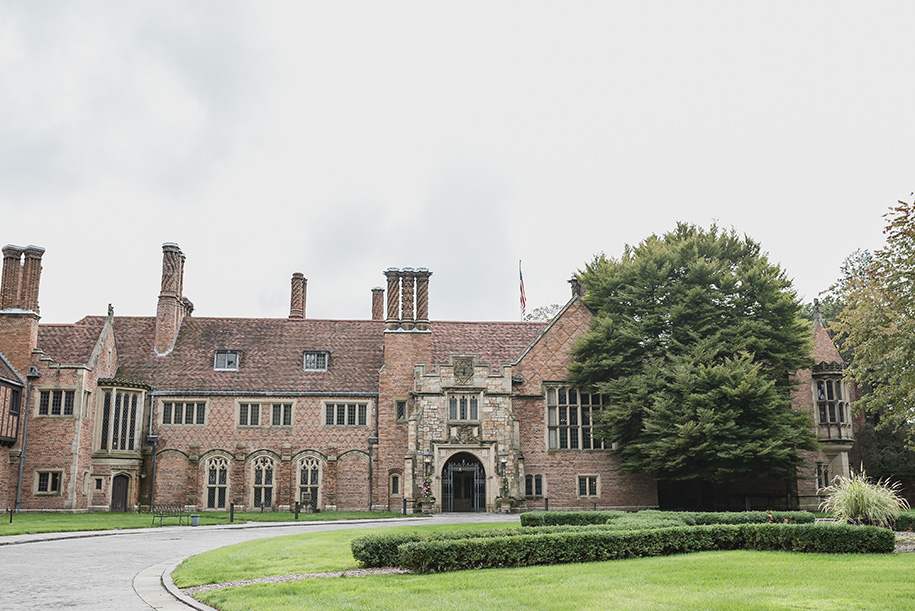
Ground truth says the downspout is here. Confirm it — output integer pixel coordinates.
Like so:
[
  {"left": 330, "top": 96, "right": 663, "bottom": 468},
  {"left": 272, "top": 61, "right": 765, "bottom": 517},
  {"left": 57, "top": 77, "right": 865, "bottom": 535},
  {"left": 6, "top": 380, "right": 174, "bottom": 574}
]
[
  {"left": 15, "top": 366, "right": 40, "bottom": 513},
  {"left": 146, "top": 394, "right": 159, "bottom": 510}
]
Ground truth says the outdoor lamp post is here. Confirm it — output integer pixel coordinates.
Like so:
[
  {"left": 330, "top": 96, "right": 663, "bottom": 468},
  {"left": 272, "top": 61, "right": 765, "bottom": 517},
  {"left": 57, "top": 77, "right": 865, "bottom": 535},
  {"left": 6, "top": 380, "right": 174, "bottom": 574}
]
[
  {"left": 498, "top": 449, "right": 508, "bottom": 476},
  {"left": 423, "top": 449, "right": 432, "bottom": 477}
]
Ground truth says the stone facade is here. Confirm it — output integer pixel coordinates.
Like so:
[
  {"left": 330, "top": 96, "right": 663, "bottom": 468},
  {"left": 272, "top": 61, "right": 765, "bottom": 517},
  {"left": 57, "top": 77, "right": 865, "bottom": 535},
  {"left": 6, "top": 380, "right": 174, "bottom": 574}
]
[{"left": 0, "top": 242, "right": 857, "bottom": 513}]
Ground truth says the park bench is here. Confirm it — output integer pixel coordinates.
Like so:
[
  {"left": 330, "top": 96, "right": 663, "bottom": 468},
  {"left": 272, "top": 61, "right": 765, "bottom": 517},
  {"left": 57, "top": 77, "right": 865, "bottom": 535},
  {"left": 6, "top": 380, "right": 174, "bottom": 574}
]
[{"left": 151, "top": 503, "right": 191, "bottom": 526}]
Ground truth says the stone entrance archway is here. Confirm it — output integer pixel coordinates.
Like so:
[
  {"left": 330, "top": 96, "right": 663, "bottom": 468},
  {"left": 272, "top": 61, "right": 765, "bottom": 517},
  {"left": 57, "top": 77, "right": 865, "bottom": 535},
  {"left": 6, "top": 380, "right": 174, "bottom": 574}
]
[{"left": 441, "top": 452, "right": 486, "bottom": 512}]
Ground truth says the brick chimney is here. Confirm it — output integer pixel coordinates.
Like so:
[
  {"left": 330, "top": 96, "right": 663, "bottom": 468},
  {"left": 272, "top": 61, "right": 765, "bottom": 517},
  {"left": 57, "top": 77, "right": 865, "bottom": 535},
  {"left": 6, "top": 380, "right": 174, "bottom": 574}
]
[
  {"left": 569, "top": 277, "right": 585, "bottom": 298},
  {"left": 0, "top": 244, "right": 43, "bottom": 376},
  {"left": 383, "top": 268, "right": 432, "bottom": 331},
  {"left": 289, "top": 273, "right": 306, "bottom": 319},
  {"left": 0, "top": 245, "right": 44, "bottom": 313},
  {"left": 371, "top": 287, "right": 384, "bottom": 321},
  {"left": 154, "top": 243, "right": 187, "bottom": 356}
]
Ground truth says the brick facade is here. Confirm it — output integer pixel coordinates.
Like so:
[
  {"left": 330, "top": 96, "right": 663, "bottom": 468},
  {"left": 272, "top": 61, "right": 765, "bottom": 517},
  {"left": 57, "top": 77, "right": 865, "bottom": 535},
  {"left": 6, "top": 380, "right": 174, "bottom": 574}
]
[{"left": 0, "top": 241, "right": 859, "bottom": 513}]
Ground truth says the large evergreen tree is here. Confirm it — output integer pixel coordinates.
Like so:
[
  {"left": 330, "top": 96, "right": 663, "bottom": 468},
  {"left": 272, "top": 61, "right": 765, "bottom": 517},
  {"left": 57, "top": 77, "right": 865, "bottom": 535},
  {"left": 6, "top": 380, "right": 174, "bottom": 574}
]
[{"left": 568, "top": 223, "right": 817, "bottom": 484}]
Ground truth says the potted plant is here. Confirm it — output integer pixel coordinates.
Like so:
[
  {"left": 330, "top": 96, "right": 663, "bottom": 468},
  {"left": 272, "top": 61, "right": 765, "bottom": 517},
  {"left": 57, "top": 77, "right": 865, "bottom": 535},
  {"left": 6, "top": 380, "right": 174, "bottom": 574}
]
[{"left": 416, "top": 476, "right": 436, "bottom": 514}]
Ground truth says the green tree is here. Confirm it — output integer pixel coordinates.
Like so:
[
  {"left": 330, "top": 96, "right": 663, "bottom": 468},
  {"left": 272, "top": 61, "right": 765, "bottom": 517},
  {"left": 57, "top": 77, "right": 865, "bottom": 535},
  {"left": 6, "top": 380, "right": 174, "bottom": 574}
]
[
  {"left": 568, "top": 223, "right": 817, "bottom": 487},
  {"left": 832, "top": 198, "right": 915, "bottom": 444}
]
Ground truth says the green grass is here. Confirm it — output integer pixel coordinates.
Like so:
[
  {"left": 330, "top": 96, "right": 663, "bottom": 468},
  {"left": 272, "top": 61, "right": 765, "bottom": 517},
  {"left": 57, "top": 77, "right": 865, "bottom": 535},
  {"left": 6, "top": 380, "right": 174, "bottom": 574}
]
[
  {"left": 173, "top": 522, "right": 508, "bottom": 586},
  {"left": 176, "top": 524, "right": 915, "bottom": 611},
  {"left": 191, "top": 548, "right": 915, "bottom": 611},
  {"left": 0, "top": 510, "right": 404, "bottom": 536}
]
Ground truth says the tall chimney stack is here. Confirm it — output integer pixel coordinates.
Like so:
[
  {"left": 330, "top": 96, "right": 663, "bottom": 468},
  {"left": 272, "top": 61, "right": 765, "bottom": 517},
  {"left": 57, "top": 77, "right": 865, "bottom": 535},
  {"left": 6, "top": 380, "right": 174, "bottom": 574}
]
[
  {"left": 385, "top": 269, "right": 400, "bottom": 330},
  {"left": 0, "top": 245, "right": 25, "bottom": 310},
  {"left": 154, "top": 243, "right": 186, "bottom": 356},
  {"left": 21, "top": 246, "right": 45, "bottom": 313},
  {"left": 289, "top": 273, "right": 307, "bottom": 319},
  {"left": 371, "top": 287, "right": 384, "bottom": 321},
  {"left": 382, "top": 268, "right": 432, "bottom": 330}
]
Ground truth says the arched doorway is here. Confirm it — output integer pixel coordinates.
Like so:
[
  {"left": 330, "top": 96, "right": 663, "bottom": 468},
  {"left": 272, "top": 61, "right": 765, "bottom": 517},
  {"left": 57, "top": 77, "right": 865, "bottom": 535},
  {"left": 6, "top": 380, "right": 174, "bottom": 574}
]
[
  {"left": 111, "top": 474, "right": 129, "bottom": 512},
  {"left": 442, "top": 452, "right": 486, "bottom": 512}
]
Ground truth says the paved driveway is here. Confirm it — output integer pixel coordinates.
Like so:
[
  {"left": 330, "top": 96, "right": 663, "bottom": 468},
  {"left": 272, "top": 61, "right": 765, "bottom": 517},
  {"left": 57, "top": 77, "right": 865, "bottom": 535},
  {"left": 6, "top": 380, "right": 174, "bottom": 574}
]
[{"left": 0, "top": 513, "right": 519, "bottom": 610}]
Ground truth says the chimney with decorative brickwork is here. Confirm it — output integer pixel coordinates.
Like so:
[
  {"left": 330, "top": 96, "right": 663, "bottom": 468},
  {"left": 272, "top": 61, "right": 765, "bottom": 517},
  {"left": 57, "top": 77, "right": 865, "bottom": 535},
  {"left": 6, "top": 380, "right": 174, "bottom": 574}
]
[
  {"left": 371, "top": 287, "right": 384, "bottom": 321},
  {"left": 383, "top": 268, "right": 432, "bottom": 331},
  {"left": 154, "top": 243, "right": 188, "bottom": 356},
  {"left": 290, "top": 273, "right": 307, "bottom": 319},
  {"left": 0, "top": 244, "right": 44, "bottom": 376}
]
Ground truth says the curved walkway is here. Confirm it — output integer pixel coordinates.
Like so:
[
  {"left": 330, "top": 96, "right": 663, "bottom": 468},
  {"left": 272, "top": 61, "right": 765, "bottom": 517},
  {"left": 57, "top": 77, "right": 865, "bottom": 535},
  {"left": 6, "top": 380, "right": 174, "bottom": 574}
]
[{"left": 0, "top": 513, "right": 519, "bottom": 611}]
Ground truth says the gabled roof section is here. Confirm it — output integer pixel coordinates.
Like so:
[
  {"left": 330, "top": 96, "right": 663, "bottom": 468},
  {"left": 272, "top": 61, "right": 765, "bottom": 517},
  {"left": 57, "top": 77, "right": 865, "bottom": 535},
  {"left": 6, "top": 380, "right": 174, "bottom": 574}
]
[
  {"left": 37, "top": 317, "right": 108, "bottom": 365},
  {"left": 431, "top": 320, "right": 546, "bottom": 370},
  {"left": 0, "top": 352, "right": 24, "bottom": 387},
  {"left": 812, "top": 323, "right": 844, "bottom": 367},
  {"left": 111, "top": 316, "right": 385, "bottom": 394}
]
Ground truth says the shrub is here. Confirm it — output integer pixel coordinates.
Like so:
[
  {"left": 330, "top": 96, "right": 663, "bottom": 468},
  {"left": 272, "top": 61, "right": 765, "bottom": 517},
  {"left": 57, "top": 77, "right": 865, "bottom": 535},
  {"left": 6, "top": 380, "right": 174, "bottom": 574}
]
[
  {"left": 520, "top": 510, "right": 627, "bottom": 527},
  {"left": 819, "top": 470, "right": 910, "bottom": 528},
  {"left": 396, "top": 524, "right": 894, "bottom": 573},
  {"left": 895, "top": 511, "right": 915, "bottom": 531},
  {"left": 521, "top": 510, "right": 814, "bottom": 528}
]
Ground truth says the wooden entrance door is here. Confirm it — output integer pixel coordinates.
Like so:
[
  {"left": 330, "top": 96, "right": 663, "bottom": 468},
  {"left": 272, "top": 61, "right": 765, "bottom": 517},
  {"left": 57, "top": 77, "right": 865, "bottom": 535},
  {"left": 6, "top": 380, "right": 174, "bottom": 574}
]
[{"left": 111, "top": 474, "right": 129, "bottom": 512}]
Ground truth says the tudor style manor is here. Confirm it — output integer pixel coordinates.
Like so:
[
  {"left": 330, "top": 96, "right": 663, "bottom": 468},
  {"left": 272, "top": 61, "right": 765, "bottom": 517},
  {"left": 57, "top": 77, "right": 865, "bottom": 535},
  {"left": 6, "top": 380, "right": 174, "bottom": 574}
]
[{"left": 0, "top": 242, "right": 857, "bottom": 514}]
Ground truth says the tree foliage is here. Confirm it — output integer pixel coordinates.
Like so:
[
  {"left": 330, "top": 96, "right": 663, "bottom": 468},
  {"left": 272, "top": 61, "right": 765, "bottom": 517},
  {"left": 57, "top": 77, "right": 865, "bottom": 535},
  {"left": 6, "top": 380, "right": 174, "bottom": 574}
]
[
  {"left": 568, "top": 223, "right": 817, "bottom": 483},
  {"left": 832, "top": 198, "right": 915, "bottom": 442}
]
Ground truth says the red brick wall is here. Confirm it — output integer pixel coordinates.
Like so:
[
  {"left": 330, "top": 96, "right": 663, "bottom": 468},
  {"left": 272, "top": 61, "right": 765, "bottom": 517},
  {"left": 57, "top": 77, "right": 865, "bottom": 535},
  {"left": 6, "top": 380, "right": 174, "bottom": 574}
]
[{"left": 514, "top": 299, "right": 658, "bottom": 509}]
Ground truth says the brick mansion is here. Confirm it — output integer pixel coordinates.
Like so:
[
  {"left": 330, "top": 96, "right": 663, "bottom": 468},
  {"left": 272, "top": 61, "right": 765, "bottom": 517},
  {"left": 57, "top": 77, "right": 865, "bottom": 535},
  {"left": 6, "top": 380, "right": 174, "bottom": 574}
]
[{"left": 0, "top": 243, "right": 857, "bottom": 514}]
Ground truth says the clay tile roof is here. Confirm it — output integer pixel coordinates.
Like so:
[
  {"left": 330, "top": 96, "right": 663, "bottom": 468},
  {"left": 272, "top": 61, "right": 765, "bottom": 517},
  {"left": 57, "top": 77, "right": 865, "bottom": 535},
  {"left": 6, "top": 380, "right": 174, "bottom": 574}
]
[
  {"left": 38, "top": 317, "right": 107, "bottom": 364},
  {"left": 431, "top": 321, "right": 547, "bottom": 369},
  {"left": 111, "top": 317, "right": 385, "bottom": 394},
  {"left": 812, "top": 324, "right": 844, "bottom": 365},
  {"left": 0, "top": 353, "right": 23, "bottom": 386}
]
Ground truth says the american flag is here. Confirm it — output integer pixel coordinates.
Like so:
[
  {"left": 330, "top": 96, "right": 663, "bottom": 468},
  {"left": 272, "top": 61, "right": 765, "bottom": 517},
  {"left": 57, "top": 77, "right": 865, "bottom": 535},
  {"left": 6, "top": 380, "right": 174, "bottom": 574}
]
[{"left": 519, "top": 260, "right": 526, "bottom": 318}]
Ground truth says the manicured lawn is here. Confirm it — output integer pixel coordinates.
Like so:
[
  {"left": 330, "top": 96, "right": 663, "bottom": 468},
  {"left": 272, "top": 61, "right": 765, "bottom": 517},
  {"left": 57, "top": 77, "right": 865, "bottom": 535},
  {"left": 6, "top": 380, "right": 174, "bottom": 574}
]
[
  {"left": 193, "top": 551, "right": 915, "bottom": 611},
  {"left": 175, "top": 524, "right": 915, "bottom": 611},
  {"left": 0, "top": 510, "right": 404, "bottom": 536}
]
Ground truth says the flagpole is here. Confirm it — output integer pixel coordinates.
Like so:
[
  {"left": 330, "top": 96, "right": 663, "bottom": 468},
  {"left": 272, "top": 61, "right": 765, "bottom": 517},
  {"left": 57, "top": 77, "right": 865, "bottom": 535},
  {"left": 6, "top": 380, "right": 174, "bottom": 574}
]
[{"left": 519, "top": 260, "right": 526, "bottom": 321}]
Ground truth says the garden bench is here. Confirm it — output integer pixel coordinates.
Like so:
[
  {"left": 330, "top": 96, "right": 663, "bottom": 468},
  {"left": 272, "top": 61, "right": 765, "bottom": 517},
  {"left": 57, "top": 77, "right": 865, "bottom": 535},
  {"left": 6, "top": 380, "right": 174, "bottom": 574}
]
[{"left": 151, "top": 503, "right": 191, "bottom": 526}]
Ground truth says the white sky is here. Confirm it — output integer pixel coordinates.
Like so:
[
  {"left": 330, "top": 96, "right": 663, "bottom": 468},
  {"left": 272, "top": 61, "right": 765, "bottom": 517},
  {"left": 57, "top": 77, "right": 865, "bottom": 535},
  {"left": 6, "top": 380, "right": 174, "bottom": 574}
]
[{"left": 0, "top": 2, "right": 910, "bottom": 324}]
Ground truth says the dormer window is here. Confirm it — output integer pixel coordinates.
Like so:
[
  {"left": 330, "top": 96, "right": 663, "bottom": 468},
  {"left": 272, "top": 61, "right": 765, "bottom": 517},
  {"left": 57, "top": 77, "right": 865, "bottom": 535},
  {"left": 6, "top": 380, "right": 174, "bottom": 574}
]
[
  {"left": 214, "top": 350, "right": 239, "bottom": 371},
  {"left": 304, "top": 351, "right": 328, "bottom": 371}
]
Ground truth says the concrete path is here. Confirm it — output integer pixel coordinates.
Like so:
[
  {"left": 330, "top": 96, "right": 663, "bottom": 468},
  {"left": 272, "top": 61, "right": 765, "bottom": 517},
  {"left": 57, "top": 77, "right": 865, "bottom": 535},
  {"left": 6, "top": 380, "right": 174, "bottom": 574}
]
[{"left": 0, "top": 513, "right": 520, "bottom": 611}]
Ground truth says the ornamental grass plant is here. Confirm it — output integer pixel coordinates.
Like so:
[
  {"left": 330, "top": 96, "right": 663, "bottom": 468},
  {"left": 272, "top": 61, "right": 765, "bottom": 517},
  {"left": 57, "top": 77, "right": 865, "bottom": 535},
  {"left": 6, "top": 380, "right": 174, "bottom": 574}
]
[{"left": 819, "top": 470, "right": 910, "bottom": 528}]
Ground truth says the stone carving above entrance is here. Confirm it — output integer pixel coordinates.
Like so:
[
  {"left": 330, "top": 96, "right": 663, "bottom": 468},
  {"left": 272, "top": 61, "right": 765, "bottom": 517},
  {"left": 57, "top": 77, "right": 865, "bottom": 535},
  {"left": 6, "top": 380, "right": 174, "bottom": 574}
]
[{"left": 448, "top": 424, "right": 480, "bottom": 444}]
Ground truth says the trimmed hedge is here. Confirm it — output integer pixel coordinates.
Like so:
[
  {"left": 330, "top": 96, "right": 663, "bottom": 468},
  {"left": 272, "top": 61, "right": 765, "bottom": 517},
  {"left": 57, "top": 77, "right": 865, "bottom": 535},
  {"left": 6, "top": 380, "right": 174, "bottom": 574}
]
[
  {"left": 895, "top": 511, "right": 915, "bottom": 531},
  {"left": 520, "top": 510, "right": 628, "bottom": 526},
  {"left": 397, "top": 523, "right": 895, "bottom": 573},
  {"left": 352, "top": 524, "right": 629, "bottom": 567},
  {"left": 520, "top": 510, "right": 815, "bottom": 527}
]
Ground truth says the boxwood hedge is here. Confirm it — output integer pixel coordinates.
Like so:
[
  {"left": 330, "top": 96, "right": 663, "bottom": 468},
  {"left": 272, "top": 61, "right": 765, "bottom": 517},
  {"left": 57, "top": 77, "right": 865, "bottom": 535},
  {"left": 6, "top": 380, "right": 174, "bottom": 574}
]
[
  {"left": 397, "top": 523, "right": 895, "bottom": 573},
  {"left": 519, "top": 510, "right": 815, "bottom": 527}
]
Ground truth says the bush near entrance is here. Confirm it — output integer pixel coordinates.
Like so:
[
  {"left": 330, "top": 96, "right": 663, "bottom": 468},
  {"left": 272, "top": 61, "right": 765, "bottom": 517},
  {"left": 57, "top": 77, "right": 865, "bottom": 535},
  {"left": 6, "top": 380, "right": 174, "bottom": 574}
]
[{"left": 519, "top": 510, "right": 815, "bottom": 527}]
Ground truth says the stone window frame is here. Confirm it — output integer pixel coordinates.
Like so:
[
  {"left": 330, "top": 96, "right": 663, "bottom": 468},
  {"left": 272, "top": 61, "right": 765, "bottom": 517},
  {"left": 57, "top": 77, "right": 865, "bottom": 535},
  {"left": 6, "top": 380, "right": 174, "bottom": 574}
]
[
  {"left": 395, "top": 399, "right": 408, "bottom": 421},
  {"left": 390, "top": 473, "right": 401, "bottom": 496},
  {"left": 525, "top": 474, "right": 545, "bottom": 498},
  {"left": 322, "top": 401, "right": 369, "bottom": 428},
  {"left": 35, "top": 469, "right": 63, "bottom": 496},
  {"left": 577, "top": 474, "right": 599, "bottom": 498},
  {"left": 251, "top": 455, "right": 276, "bottom": 509},
  {"left": 160, "top": 400, "right": 207, "bottom": 427},
  {"left": 235, "top": 402, "right": 294, "bottom": 429},
  {"left": 303, "top": 351, "right": 329, "bottom": 371},
  {"left": 446, "top": 392, "right": 482, "bottom": 423},
  {"left": 813, "top": 377, "right": 848, "bottom": 425},
  {"left": 296, "top": 455, "right": 323, "bottom": 508},
  {"left": 545, "top": 384, "right": 606, "bottom": 451},
  {"left": 36, "top": 389, "right": 75, "bottom": 417},
  {"left": 205, "top": 455, "right": 231, "bottom": 510},
  {"left": 214, "top": 350, "right": 240, "bottom": 371},
  {"left": 99, "top": 389, "right": 144, "bottom": 451}
]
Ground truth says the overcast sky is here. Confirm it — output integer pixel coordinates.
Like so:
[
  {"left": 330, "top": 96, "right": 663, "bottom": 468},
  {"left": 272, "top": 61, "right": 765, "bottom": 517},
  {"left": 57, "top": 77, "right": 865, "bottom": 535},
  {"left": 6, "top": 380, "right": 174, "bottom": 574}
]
[{"left": 1, "top": 2, "right": 910, "bottom": 324}]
